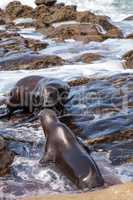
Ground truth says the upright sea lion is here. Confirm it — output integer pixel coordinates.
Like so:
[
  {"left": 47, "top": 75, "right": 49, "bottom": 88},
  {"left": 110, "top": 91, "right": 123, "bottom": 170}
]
[
  {"left": 0, "top": 75, "right": 70, "bottom": 121},
  {"left": 39, "top": 109, "right": 104, "bottom": 190}
]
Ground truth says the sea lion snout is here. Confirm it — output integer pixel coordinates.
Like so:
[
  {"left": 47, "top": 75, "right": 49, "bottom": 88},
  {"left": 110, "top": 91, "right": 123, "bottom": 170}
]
[{"left": 39, "top": 109, "right": 58, "bottom": 122}]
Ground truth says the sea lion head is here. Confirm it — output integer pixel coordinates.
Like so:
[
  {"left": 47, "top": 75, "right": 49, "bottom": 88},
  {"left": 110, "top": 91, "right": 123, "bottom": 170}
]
[{"left": 39, "top": 109, "right": 59, "bottom": 136}]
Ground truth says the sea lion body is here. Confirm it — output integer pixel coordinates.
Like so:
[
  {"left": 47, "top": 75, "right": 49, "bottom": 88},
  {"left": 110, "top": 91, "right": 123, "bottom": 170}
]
[
  {"left": 0, "top": 75, "right": 70, "bottom": 119},
  {"left": 40, "top": 109, "right": 104, "bottom": 190}
]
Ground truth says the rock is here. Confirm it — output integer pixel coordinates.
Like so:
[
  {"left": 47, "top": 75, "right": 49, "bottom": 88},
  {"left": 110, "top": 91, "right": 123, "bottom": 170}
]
[
  {"left": 0, "top": 9, "right": 6, "bottom": 25},
  {"left": 5, "top": 1, "right": 34, "bottom": 20},
  {"left": 24, "top": 39, "right": 48, "bottom": 51},
  {"left": 0, "top": 31, "right": 20, "bottom": 39},
  {"left": 76, "top": 11, "right": 97, "bottom": 23},
  {"left": 95, "top": 15, "right": 123, "bottom": 38},
  {"left": 24, "top": 182, "right": 133, "bottom": 200},
  {"left": 21, "top": 55, "right": 65, "bottom": 69},
  {"left": 126, "top": 33, "right": 133, "bottom": 39},
  {"left": 34, "top": 4, "right": 77, "bottom": 28},
  {"left": 124, "top": 16, "right": 133, "bottom": 20},
  {"left": 109, "top": 141, "right": 133, "bottom": 165},
  {"left": 35, "top": 0, "right": 57, "bottom": 6},
  {"left": 0, "top": 137, "right": 15, "bottom": 176},
  {"left": 122, "top": 50, "right": 133, "bottom": 69},
  {"left": 47, "top": 24, "right": 104, "bottom": 43},
  {"left": 0, "top": 52, "right": 42, "bottom": 70},
  {"left": 103, "top": 27, "right": 123, "bottom": 39},
  {"left": 76, "top": 13, "right": 123, "bottom": 38},
  {"left": 0, "top": 18, "right": 5, "bottom": 25},
  {"left": 0, "top": 54, "right": 65, "bottom": 70},
  {"left": 78, "top": 53, "right": 103, "bottom": 63},
  {"left": 0, "top": 34, "right": 26, "bottom": 54}
]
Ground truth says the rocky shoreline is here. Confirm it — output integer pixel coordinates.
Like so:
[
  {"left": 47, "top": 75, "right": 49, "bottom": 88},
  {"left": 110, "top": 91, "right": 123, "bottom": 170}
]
[{"left": 0, "top": 0, "right": 132, "bottom": 71}]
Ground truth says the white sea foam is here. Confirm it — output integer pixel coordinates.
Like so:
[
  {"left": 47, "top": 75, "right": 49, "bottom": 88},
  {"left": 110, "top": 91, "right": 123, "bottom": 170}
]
[{"left": 0, "top": 60, "right": 127, "bottom": 94}]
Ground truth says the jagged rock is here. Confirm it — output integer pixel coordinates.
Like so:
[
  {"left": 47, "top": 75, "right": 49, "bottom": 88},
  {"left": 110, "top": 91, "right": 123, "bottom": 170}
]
[
  {"left": 76, "top": 12, "right": 123, "bottom": 38},
  {"left": 22, "top": 55, "right": 65, "bottom": 69},
  {"left": 0, "top": 31, "right": 20, "bottom": 39},
  {"left": 5, "top": 1, "right": 34, "bottom": 20},
  {"left": 78, "top": 53, "right": 103, "bottom": 63},
  {"left": 0, "top": 53, "right": 65, "bottom": 70},
  {"left": 24, "top": 39, "right": 48, "bottom": 51},
  {"left": 47, "top": 24, "right": 104, "bottom": 43},
  {"left": 122, "top": 50, "right": 133, "bottom": 69},
  {"left": 76, "top": 11, "right": 96, "bottom": 23},
  {"left": 35, "top": 0, "right": 57, "bottom": 6},
  {"left": 0, "top": 137, "right": 15, "bottom": 176},
  {"left": 34, "top": 4, "right": 77, "bottom": 28},
  {"left": 0, "top": 8, "right": 6, "bottom": 25}
]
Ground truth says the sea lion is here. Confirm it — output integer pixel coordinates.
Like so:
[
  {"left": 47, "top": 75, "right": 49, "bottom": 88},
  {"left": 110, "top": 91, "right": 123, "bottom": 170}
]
[
  {"left": 39, "top": 109, "right": 104, "bottom": 190},
  {"left": 0, "top": 75, "right": 70, "bottom": 121}
]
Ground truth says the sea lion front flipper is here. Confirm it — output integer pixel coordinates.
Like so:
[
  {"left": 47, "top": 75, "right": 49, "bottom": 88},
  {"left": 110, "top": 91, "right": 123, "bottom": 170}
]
[{"left": 39, "top": 150, "right": 56, "bottom": 167}]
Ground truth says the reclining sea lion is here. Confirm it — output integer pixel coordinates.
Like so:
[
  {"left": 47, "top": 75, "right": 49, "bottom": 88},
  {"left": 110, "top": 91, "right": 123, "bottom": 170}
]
[{"left": 0, "top": 75, "right": 70, "bottom": 122}]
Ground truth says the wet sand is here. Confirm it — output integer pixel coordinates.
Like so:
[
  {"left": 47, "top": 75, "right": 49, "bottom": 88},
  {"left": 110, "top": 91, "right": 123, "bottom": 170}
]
[{"left": 24, "top": 182, "right": 133, "bottom": 200}]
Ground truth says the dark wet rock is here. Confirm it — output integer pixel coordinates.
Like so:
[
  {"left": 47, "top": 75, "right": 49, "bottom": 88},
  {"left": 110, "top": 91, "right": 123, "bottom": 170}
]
[
  {"left": 21, "top": 55, "right": 65, "bottom": 69},
  {"left": 34, "top": 4, "right": 77, "bottom": 28},
  {"left": 0, "top": 52, "right": 42, "bottom": 70},
  {"left": 0, "top": 35, "right": 27, "bottom": 54},
  {"left": 68, "top": 77, "right": 92, "bottom": 87},
  {"left": 0, "top": 52, "right": 65, "bottom": 70},
  {"left": 78, "top": 53, "right": 103, "bottom": 63},
  {"left": 5, "top": 1, "right": 34, "bottom": 20},
  {"left": 126, "top": 33, "right": 133, "bottom": 39},
  {"left": 0, "top": 137, "right": 15, "bottom": 176},
  {"left": 122, "top": 50, "right": 133, "bottom": 69},
  {"left": 47, "top": 24, "right": 104, "bottom": 42},
  {"left": 66, "top": 73, "right": 133, "bottom": 139},
  {"left": 0, "top": 8, "right": 6, "bottom": 24},
  {"left": 35, "top": 0, "right": 57, "bottom": 6},
  {"left": 24, "top": 39, "right": 48, "bottom": 51},
  {"left": 0, "top": 18, "right": 5, "bottom": 25},
  {"left": 109, "top": 141, "right": 133, "bottom": 165},
  {"left": 0, "top": 31, "right": 20, "bottom": 39}
]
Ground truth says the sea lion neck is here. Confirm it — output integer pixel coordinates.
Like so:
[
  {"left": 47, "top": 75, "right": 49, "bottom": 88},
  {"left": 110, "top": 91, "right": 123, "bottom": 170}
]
[{"left": 40, "top": 109, "right": 59, "bottom": 136}]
